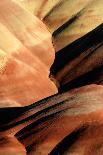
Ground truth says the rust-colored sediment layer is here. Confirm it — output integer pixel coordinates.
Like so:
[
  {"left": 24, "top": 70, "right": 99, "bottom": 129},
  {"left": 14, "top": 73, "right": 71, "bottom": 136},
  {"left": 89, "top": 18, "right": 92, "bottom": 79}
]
[
  {"left": 0, "top": 84, "right": 103, "bottom": 154},
  {"left": 0, "top": 0, "right": 57, "bottom": 107},
  {"left": 22, "top": 85, "right": 103, "bottom": 155}
]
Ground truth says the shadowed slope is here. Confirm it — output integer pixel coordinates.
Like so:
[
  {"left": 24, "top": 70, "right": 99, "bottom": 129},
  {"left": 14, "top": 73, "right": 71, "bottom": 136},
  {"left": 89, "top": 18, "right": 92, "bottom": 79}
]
[
  {"left": 51, "top": 24, "right": 103, "bottom": 88},
  {"left": 0, "top": 85, "right": 103, "bottom": 154}
]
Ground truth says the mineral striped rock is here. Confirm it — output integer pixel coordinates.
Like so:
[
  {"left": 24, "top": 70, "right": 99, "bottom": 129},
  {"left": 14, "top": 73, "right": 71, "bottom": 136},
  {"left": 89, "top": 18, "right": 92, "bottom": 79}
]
[
  {"left": 0, "top": 0, "right": 57, "bottom": 107},
  {"left": 50, "top": 0, "right": 103, "bottom": 51},
  {"left": 0, "top": 0, "right": 103, "bottom": 155},
  {"left": 15, "top": 0, "right": 61, "bottom": 19},
  {"left": 0, "top": 84, "right": 103, "bottom": 154},
  {"left": 51, "top": 23, "right": 103, "bottom": 90},
  {"left": 0, "top": 135, "right": 26, "bottom": 155}
]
